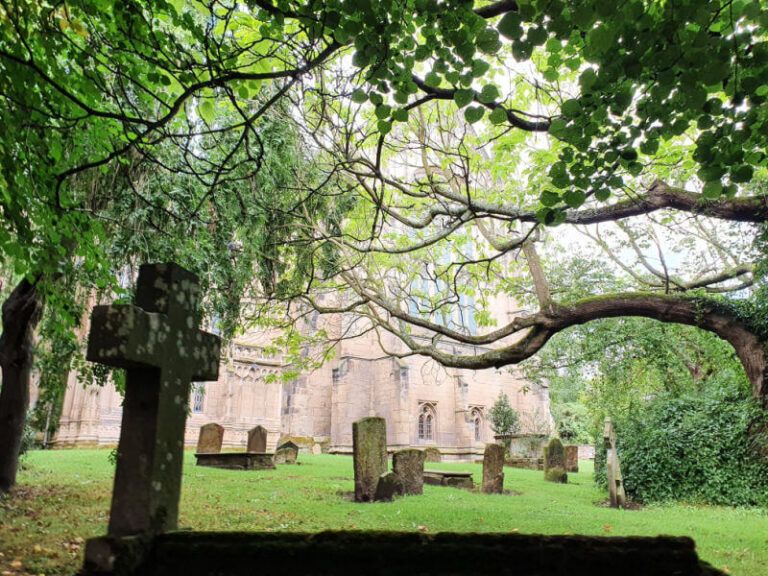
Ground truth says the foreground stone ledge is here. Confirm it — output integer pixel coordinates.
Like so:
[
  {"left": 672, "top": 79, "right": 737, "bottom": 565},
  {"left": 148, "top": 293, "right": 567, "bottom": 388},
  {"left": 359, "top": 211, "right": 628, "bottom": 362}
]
[{"left": 86, "top": 531, "right": 725, "bottom": 576}]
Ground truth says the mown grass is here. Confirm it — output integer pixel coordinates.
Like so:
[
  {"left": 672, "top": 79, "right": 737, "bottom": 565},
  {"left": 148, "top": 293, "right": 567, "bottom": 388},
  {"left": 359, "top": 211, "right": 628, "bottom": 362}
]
[{"left": 2, "top": 450, "right": 767, "bottom": 575}]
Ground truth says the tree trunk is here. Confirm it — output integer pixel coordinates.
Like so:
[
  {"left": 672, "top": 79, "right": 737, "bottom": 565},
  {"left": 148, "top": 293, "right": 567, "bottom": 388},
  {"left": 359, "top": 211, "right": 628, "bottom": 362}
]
[{"left": 0, "top": 278, "right": 44, "bottom": 494}]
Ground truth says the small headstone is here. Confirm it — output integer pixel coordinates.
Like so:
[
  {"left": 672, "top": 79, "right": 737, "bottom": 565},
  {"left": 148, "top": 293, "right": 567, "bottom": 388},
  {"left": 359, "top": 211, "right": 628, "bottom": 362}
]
[
  {"left": 352, "top": 417, "right": 388, "bottom": 502},
  {"left": 543, "top": 438, "right": 568, "bottom": 483},
  {"left": 604, "top": 417, "right": 627, "bottom": 508},
  {"left": 247, "top": 425, "right": 268, "bottom": 453},
  {"left": 392, "top": 449, "right": 425, "bottom": 495},
  {"left": 275, "top": 441, "right": 299, "bottom": 464},
  {"left": 482, "top": 443, "right": 505, "bottom": 494},
  {"left": 565, "top": 445, "right": 579, "bottom": 473},
  {"left": 424, "top": 446, "right": 441, "bottom": 462},
  {"left": 196, "top": 423, "right": 224, "bottom": 454},
  {"left": 374, "top": 471, "right": 402, "bottom": 502},
  {"left": 311, "top": 443, "right": 322, "bottom": 455}
]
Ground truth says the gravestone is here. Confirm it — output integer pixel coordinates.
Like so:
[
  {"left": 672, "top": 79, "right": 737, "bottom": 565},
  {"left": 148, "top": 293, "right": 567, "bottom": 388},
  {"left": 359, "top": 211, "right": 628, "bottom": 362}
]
[
  {"left": 275, "top": 441, "right": 299, "bottom": 464},
  {"left": 482, "top": 443, "right": 505, "bottom": 494},
  {"left": 565, "top": 445, "right": 579, "bottom": 473},
  {"left": 604, "top": 417, "right": 627, "bottom": 508},
  {"left": 196, "top": 423, "right": 224, "bottom": 454},
  {"left": 543, "top": 438, "right": 568, "bottom": 483},
  {"left": 352, "top": 417, "right": 388, "bottom": 502},
  {"left": 247, "top": 425, "right": 268, "bottom": 453},
  {"left": 424, "top": 446, "right": 441, "bottom": 462},
  {"left": 83, "top": 263, "right": 220, "bottom": 571},
  {"left": 374, "top": 471, "right": 403, "bottom": 502},
  {"left": 392, "top": 449, "right": 425, "bottom": 495}
]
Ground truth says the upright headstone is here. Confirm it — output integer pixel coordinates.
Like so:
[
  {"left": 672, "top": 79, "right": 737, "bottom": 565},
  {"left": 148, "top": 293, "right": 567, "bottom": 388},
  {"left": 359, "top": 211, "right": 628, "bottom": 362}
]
[
  {"left": 565, "top": 445, "right": 579, "bottom": 473},
  {"left": 84, "top": 263, "right": 220, "bottom": 570},
  {"left": 604, "top": 417, "right": 627, "bottom": 509},
  {"left": 275, "top": 441, "right": 299, "bottom": 464},
  {"left": 543, "top": 438, "right": 568, "bottom": 483},
  {"left": 247, "top": 425, "right": 268, "bottom": 453},
  {"left": 352, "top": 417, "right": 387, "bottom": 502},
  {"left": 196, "top": 423, "right": 224, "bottom": 454},
  {"left": 392, "top": 449, "right": 425, "bottom": 495},
  {"left": 482, "top": 443, "right": 505, "bottom": 494},
  {"left": 424, "top": 446, "right": 441, "bottom": 463}
]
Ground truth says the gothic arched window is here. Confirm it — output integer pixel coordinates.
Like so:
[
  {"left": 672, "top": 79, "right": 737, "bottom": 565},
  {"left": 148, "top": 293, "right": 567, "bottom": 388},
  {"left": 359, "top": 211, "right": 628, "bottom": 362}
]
[
  {"left": 471, "top": 407, "right": 484, "bottom": 442},
  {"left": 418, "top": 403, "right": 436, "bottom": 442}
]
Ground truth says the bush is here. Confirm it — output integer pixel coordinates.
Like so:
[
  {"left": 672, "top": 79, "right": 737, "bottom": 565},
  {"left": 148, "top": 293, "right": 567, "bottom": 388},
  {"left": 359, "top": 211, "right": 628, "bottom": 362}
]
[{"left": 595, "top": 380, "right": 768, "bottom": 506}]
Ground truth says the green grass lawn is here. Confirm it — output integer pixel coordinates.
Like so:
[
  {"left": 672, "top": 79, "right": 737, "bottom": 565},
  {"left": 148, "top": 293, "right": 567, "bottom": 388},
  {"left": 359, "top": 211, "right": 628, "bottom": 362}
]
[{"left": 2, "top": 450, "right": 767, "bottom": 575}]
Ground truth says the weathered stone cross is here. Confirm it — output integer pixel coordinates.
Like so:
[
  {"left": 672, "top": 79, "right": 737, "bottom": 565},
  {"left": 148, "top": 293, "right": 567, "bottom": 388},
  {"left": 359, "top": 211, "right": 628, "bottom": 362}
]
[
  {"left": 604, "top": 416, "right": 627, "bottom": 509},
  {"left": 86, "top": 263, "right": 220, "bottom": 538}
]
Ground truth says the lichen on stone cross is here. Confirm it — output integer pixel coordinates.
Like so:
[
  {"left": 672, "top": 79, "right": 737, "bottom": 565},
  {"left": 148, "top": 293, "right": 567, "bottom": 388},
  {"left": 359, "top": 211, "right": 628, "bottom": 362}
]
[{"left": 86, "top": 263, "right": 220, "bottom": 538}]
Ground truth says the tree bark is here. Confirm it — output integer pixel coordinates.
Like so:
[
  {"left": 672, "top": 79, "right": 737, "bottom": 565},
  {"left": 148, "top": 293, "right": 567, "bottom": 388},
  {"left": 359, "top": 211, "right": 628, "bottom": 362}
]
[{"left": 0, "top": 278, "right": 44, "bottom": 494}]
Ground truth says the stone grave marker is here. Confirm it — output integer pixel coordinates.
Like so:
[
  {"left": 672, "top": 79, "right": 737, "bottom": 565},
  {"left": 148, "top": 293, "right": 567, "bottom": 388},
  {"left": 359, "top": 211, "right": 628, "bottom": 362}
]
[
  {"left": 604, "top": 417, "right": 627, "bottom": 508},
  {"left": 392, "top": 449, "right": 425, "bottom": 495},
  {"left": 83, "top": 263, "right": 219, "bottom": 571},
  {"left": 352, "top": 417, "right": 387, "bottom": 502},
  {"left": 543, "top": 438, "right": 568, "bottom": 483},
  {"left": 374, "top": 471, "right": 403, "bottom": 502},
  {"left": 565, "top": 445, "right": 579, "bottom": 473},
  {"left": 196, "top": 423, "right": 224, "bottom": 454},
  {"left": 482, "top": 443, "right": 505, "bottom": 494},
  {"left": 247, "top": 425, "right": 268, "bottom": 453},
  {"left": 275, "top": 441, "right": 299, "bottom": 464},
  {"left": 424, "top": 446, "right": 441, "bottom": 462}
]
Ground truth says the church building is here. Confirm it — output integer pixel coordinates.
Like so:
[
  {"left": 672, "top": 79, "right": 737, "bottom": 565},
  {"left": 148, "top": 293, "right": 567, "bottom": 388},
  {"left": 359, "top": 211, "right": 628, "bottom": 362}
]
[{"left": 55, "top": 300, "right": 552, "bottom": 460}]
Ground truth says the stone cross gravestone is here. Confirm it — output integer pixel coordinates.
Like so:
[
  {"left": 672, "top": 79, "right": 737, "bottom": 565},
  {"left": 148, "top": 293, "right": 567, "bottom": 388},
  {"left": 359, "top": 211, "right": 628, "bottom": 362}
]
[
  {"left": 604, "top": 417, "right": 627, "bottom": 508},
  {"left": 196, "top": 423, "right": 224, "bottom": 454},
  {"left": 247, "top": 425, "right": 268, "bottom": 453},
  {"left": 482, "top": 443, "right": 505, "bottom": 494},
  {"left": 543, "top": 438, "right": 568, "bottom": 483},
  {"left": 86, "top": 263, "right": 220, "bottom": 539},
  {"left": 352, "top": 417, "right": 388, "bottom": 502},
  {"left": 392, "top": 449, "right": 425, "bottom": 495}
]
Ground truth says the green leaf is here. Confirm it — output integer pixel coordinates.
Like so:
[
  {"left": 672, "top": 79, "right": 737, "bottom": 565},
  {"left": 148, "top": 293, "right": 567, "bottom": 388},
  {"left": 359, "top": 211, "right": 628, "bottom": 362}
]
[
  {"left": 464, "top": 106, "right": 485, "bottom": 124},
  {"left": 476, "top": 28, "right": 501, "bottom": 54},
  {"left": 702, "top": 180, "right": 723, "bottom": 199},
  {"left": 498, "top": 12, "right": 523, "bottom": 39},
  {"left": 392, "top": 108, "right": 409, "bottom": 122},
  {"left": 424, "top": 72, "right": 442, "bottom": 88},
  {"left": 561, "top": 99, "right": 581, "bottom": 118},
  {"left": 377, "top": 120, "right": 392, "bottom": 135},
  {"left": 564, "top": 189, "right": 586, "bottom": 208},
  {"left": 730, "top": 165, "right": 753, "bottom": 184},
  {"left": 594, "top": 188, "right": 610, "bottom": 201},
  {"left": 489, "top": 107, "right": 507, "bottom": 124},
  {"left": 351, "top": 90, "right": 368, "bottom": 103},
  {"left": 198, "top": 101, "right": 215, "bottom": 125},
  {"left": 540, "top": 190, "right": 561, "bottom": 206},
  {"left": 478, "top": 84, "right": 499, "bottom": 104},
  {"left": 579, "top": 68, "right": 598, "bottom": 92},
  {"left": 454, "top": 89, "right": 475, "bottom": 108},
  {"left": 472, "top": 59, "right": 490, "bottom": 77}
]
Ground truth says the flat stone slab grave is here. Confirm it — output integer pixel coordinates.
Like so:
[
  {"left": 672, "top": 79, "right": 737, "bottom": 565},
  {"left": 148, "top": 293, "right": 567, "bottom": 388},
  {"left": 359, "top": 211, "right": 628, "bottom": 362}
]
[
  {"left": 195, "top": 452, "right": 275, "bottom": 471},
  {"left": 423, "top": 469, "right": 474, "bottom": 489},
  {"left": 91, "top": 531, "right": 724, "bottom": 576}
]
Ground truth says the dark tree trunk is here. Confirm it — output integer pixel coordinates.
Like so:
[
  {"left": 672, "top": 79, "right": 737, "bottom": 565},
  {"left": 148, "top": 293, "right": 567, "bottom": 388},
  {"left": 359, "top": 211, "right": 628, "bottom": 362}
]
[{"left": 0, "top": 278, "right": 44, "bottom": 494}]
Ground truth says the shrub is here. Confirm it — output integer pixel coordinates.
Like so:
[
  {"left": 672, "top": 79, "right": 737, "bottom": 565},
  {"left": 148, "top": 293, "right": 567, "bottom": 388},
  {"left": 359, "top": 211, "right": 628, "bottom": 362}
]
[{"left": 595, "top": 380, "right": 768, "bottom": 506}]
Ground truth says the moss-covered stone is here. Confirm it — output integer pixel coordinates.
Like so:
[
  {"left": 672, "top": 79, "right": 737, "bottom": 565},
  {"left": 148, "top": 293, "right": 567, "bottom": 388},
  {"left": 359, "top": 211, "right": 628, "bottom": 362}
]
[
  {"left": 94, "top": 531, "right": 725, "bottom": 576},
  {"left": 545, "top": 466, "right": 568, "bottom": 483}
]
